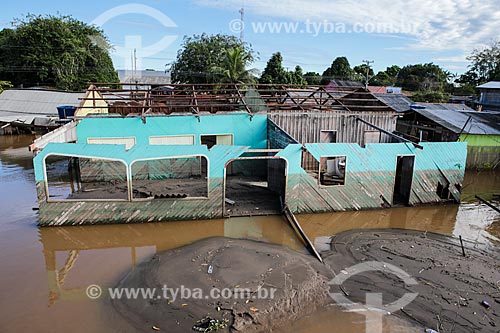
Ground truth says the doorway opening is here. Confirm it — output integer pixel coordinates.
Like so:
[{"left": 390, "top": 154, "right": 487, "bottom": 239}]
[
  {"left": 393, "top": 155, "right": 415, "bottom": 205},
  {"left": 224, "top": 158, "right": 286, "bottom": 217}
]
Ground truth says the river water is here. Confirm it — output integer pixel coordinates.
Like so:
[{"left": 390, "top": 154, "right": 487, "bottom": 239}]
[{"left": 0, "top": 135, "right": 498, "bottom": 332}]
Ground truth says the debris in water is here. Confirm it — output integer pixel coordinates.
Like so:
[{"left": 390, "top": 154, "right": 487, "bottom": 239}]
[
  {"left": 152, "top": 325, "right": 160, "bottom": 331},
  {"left": 250, "top": 306, "right": 258, "bottom": 312},
  {"left": 208, "top": 265, "right": 213, "bottom": 274},
  {"left": 481, "top": 300, "right": 491, "bottom": 309}
]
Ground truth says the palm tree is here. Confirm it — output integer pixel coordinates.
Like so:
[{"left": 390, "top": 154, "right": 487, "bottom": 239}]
[{"left": 211, "top": 46, "right": 258, "bottom": 84}]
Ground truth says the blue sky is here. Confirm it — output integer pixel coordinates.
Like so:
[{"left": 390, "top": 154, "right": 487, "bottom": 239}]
[{"left": 1, "top": 0, "right": 498, "bottom": 76}]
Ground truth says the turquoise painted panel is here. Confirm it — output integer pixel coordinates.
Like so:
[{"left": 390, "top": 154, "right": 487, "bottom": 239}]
[
  {"left": 34, "top": 143, "right": 249, "bottom": 181},
  {"left": 76, "top": 114, "right": 267, "bottom": 149}
]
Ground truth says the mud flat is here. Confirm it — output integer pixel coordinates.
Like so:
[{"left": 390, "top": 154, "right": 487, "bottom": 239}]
[
  {"left": 111, "top": 229, "right": 500, "bottom": 332},
  {"left": 324, "top": 229, "right": 500, "bottom": 333},
  {"left": 111, "top": 237, "right": 331, "bottom": 332}
]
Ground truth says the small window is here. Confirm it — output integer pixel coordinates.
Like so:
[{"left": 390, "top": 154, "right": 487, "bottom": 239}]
[
  {"left": 319, "top": 156, "right": 346, "bottom": 186},
  {"left": 87, "top": 137, "right": 136, "bottom": 150},
  {"left": 436, "top": 181, "right": 451, "bottom": 200},
  {"left": 201, "top": 134, "right": 233, "bottom": 149},
  {"left": 320, "top": 130, "right": 337, "bottom": 143},
  {"left": 149, "top": 135, "right": 194, "bottom": 145},
  {"left": 363, "top": 130, "right": 380, "bottom": 146}
]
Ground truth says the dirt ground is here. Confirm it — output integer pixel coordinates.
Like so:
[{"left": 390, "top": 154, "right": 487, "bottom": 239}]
[
  {"left": 110, "top": 229, "right": 500, "bottom": 332},
  {"left": 111, "top": 237, "right": 331, "bottom": 333},
  {"left": 324, "top": 229, "right": 500, "bottom": 333}
]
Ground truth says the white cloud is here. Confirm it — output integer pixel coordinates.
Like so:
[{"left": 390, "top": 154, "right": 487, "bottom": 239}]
[
  {"left": 196, "top": 0, "right": 500, "bottom": 52},
  {"left": 433, "top": 56, "right": 468, "bottom": 63}
]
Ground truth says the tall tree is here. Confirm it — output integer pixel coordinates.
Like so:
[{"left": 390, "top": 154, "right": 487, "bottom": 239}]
[
  {"left": 0, "top": 15, "right": 118, "bottom": 91},
  {"left": 304, "top": 71, "right": 321, "bottom": 85},
  {"left": 321, "top": 57, "right": 353, "bottom": 84},
  {"left": 259, "top": 52, "right": 288, "bottom": 84},
  {"left": 457, "top": 41, "right": 500, "bottom": 86},
  {"left": 210, "top": 46, "right": 258, "bottom": 84},
  {"left": 371, "top": 65, "right": 401, "bottom": 86},
  {"left": 170, "top": 33, "right": 255, "bottom": 84},
  {"left": 395, "top": 63, "right": 451, "bottom": 92},
  {"left": 290, "top": 65, "right": 306, "bottom": 86}
]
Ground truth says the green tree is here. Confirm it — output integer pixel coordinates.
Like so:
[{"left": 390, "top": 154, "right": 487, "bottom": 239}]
[
  {"left": 290, "top": 65, "right": 306, "bottom": 86},
  {"left": 396, "top": 63, "right": 451, "bottom": 92},
  {"left": 411, "top": 91, "right": 451, "bottom": 103},
  {"left": 170, "top": 33, "right": 255, "bottom": 84},
  {"left": 321, "top": 56, "right": 353, "bottom": 84},
  {"left": 457, "top": 41, "right": 500, "bottom": 86},
  {"left": 259, "top": 52, "right": 288, "bottom": 84},
  {"left": 211, "top": 46, "right": 258, "bottom": 84},
  {"left": 371, "top": 65, "right": 401, "bottom": 86},
  {"left": 259, "top": 53, "right": 305, "bottom": 86},
  {"left": 0, "top": 80, "right": 12, "bottom": 93},
  {"left": 304, "top": 71, "right": 321, "bottom": 85},
  {"left": 0, "top": 15, "right": 118, "bottom": 91}
]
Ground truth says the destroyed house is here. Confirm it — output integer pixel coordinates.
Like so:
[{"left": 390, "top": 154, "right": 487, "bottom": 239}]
[{"left": 31, "top": 84, "right": 467, "bottom": 226}]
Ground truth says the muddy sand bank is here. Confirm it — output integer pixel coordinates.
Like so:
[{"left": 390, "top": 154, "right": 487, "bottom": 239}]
[
  {"left": 111, "top": 237, "right": 331, "bottom": 332},
  {"left": 325, "top": 229, "right": 500, "bottom": 332},
  {"left": 111, "top": 230, "right": 499, "bottom": 332}
]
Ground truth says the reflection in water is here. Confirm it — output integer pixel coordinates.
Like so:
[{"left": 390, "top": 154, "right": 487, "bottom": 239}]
[
  {"left": 0, "top": 135, "right": 499, "bottom": 333},
  {"left": 39, "top": 217, "right": 304, "bottom": 306}
]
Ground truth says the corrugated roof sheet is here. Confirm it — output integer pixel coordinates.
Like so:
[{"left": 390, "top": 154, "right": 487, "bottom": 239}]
[
  {"left": 373, "top": 93, "right": 414, "bottom": 112},
  {"left": 117, "top": 70, "right": 171, "bottom": 85},
  {"left": 0, "top": 89, "right": 83, "bottom": 123},
  {"left": 477, "top": 81, "right": 500, "bottom": 89},
  {"left": 412, "top": 105, "right": 500, "bottom": 135}
]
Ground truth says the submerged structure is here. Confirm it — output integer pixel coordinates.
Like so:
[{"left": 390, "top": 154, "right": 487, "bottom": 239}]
[{"left": 31, "top": 84, "right": 467, "bottom": 226}]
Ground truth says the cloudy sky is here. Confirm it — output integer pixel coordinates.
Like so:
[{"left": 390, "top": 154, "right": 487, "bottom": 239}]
[{"left": 1, "top": 0, "right": 499, "bottom": 75}]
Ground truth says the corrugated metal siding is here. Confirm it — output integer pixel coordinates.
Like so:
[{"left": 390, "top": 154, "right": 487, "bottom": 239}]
[
  {"left": 268, "top": 111, "right": 397, "bottom": 144},
  {"left": 269, "top": 111, "right": 397, "bottom": 170},
  {"left": 278, "top": 142, "right": 467, "bottom": 214}
]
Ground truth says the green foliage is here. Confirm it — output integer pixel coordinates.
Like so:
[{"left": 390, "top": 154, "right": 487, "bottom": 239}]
[
  {"left": 210, "top": 46, "right": 258, "bottom": 84},
  {"left": 170, "top": 33, "right": 255, "bottom": 84},
  {"left": 0, "top": 80, "right": 12, "bottom": 93},
  {"left": 457, "top": 41, "right": 500, "bottom": 86},
  {"left": 0, "top": 14, "right": 118, "bottom": 91},
  {"left": 259, "top": 52, "right": 305, "bottom": 86},
  {"left": 395, "top": 63, "right": 451, "bottom": 92},
  {"left": 411, "top": 91, "right": 451, "bottom": 103},
  {"left": 321, "top": 56, "right": 354, "bottom": 84},
  {"left": 259, "top": 52, "right": 288, "bottom": 84},
  {"left": 371, "top": 65, "right": 401, "bottom": 86},
  {"left": 304, "top": 71, "right": 321, "bottom": 85},
  {"left": 453, "top": 83, "right": 476, "bottom": 96}
]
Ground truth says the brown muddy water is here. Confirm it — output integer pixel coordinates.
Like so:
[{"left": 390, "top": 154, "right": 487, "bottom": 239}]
[{"left": 0, "top": 135, "right": 498, "bottom": 332}]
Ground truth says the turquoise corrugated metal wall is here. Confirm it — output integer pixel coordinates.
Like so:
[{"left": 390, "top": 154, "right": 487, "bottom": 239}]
[
  {"left": 76, "top": 113, "right": 267, "bottom": 148},
  {"left": 277, "top": 142, "right": 467, "bottom": 213}
]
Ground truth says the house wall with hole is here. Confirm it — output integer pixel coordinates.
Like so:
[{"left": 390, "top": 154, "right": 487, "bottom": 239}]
[{"left": 277, "top": 142, "right": 467, "bottom": 213}]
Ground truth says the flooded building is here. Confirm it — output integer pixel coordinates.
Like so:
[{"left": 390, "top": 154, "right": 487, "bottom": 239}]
[
  {"left": 477, "top": 81, "right": 500, "bottom": 111},
  {"left": 31, "top": 84, "right": 467, "bottom": 226},
  {"left": 397, "top": 103, "right": 500, "bottom": 168},
  {"left": 0, "top": 89, "right": 82, "bottom": 134}
]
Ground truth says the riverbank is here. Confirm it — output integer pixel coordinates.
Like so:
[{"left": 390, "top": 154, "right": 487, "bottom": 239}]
[{"left": 111, "top": 229, "right": 499, "bottom": 332}]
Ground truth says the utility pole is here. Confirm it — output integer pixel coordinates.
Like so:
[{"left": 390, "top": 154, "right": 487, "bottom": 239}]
[
  {"left": 362, "top": 59, "right": 374, "bottom": 90},
  {"left": 239, "top": 6, "right": 244, "bottom": 42}
]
